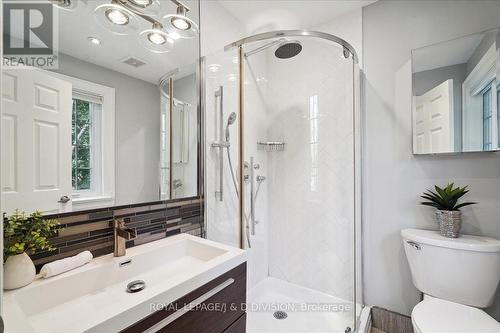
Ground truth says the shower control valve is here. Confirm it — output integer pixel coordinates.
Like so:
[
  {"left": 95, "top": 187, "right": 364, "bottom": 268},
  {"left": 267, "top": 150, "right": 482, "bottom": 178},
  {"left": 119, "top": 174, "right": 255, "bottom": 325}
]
[{"left": 253, "top": 164, "right": 260, "bottom": 170}]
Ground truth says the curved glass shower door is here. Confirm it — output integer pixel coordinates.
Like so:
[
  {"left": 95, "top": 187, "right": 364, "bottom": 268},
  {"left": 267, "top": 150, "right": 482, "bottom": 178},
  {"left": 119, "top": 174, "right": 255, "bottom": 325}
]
[{"left": 205, "top": 32, "right": 361, "bottom": 333}]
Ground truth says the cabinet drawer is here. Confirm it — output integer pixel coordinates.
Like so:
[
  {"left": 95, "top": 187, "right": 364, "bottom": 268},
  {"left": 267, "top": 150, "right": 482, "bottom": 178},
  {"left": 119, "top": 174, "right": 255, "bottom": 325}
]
[
  {"left": 223, "top": 313, "right": 246, "bottom": 333},
  {"left": 121, "top": 263, "right": 246, "bottom": 333}
]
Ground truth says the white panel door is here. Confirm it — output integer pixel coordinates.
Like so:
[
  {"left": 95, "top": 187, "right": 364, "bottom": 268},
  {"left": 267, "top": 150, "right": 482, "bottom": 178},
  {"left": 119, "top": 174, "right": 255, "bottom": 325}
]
[
  {"left": 2, "top": 69, "right": 72, "bottom": 214},
  {"left": 413, "top": 79, "right": 454, "bottom": 154}
]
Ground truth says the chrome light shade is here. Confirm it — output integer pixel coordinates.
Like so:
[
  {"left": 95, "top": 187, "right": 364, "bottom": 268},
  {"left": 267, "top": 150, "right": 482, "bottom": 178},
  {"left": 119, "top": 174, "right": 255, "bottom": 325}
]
[
  {"left": 162, "top": 5, "right": 198, "bottom": 39},
  {"left": 138, "top": 23, "right": 173, "bottom": 53},
  {"left": 94, "top": 2, "right": 139, "bottom": 35},
  {"left": 126, "top": 0, "right": 161, "bottom": 16}
]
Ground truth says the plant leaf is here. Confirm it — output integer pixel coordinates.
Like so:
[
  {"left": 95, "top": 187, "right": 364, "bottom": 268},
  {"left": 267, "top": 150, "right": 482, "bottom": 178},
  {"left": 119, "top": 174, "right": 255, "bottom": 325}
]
[{"left": 454, "top": 202, "right": 477, "bottom": 210}]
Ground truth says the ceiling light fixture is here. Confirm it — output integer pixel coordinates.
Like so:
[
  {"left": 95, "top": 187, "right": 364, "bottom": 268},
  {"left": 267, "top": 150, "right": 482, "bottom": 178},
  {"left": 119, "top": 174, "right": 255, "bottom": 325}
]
[
  {"left": 87, "top": 37, "right": 102, "bottom": 45},
  {"left": 125, "top": 0, "right": 161, "bottom": 16},
  {"left": 148, "top": 32, "right": 166, "bottom": 45},
  {"left": 162, "top": 1, "right": 198, "bottom": 39},
  {"left": 138, "top": 22, "right": 172, "bottom": 53},
  {"left": 94, "top": 2, "right": 139, "bottom": 35},
  {"left": 171, "top": 6, "right": 190, "bottom": 30},
  {"left": 128, "top": 0, "right": 152, "bottom": 7},
  {"left": 208, "top": 64, "right": 221, "bottom": 73},
  {"left": 105, "top": 7, "right": 129, "bottom": 25},
  {"left": 94, "top": 0, "right": 197, "bottom": 52}
]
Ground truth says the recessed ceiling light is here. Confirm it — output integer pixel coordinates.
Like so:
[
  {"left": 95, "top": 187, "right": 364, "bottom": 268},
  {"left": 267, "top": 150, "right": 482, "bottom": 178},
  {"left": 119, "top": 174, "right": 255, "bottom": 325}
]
[
  {"left": 87, "top": 37, "right": 101, "bottom": 45},
  {"left": 208, "top": 64, "right": 221, "bottom": 73}
]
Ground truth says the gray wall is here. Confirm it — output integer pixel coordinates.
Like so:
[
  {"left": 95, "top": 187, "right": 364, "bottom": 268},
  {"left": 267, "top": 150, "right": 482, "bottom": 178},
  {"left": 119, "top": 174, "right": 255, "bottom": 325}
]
[
  {"left": 363, "top": 0, "right": 500, "bottom": 320},
  {"left": 54, "top": 54, "right": 161, "bottom": 206},
  {"left": 413, "top": 63, "right": 467, "bottom": 151}
]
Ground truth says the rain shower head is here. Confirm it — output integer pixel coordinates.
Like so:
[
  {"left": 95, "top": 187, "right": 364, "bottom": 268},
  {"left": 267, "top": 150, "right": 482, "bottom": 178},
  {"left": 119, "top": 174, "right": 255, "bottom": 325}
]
[
  {"left": 225, "top": 112, "right": 237, "bottom": 141},
  {"left": 274, "top": 41, "right": 302, "bottom": 59},
  {"left": 244, "top": 38, "right": 302, "bottom": 59}
]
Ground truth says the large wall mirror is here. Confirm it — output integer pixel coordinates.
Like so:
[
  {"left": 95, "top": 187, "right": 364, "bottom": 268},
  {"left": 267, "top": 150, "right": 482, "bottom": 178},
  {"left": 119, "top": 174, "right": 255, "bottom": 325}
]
[
  {"left": 412, "top": 28, "right": 500, "bottom": 154},
  {"left": 1, "top": 0, "right": 200, "bottom": 215}
]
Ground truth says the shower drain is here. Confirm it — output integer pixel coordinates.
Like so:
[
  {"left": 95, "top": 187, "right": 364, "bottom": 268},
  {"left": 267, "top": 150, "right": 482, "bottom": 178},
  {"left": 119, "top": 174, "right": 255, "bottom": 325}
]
[{"left": 273, "top": 311, "right": 288, "bottom": 320}]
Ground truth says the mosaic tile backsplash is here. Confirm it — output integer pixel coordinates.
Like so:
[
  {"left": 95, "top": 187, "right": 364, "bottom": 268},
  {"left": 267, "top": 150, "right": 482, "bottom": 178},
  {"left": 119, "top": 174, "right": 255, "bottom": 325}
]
[{"left": 29, "top": 197, "right": 204, "bottom": 272}]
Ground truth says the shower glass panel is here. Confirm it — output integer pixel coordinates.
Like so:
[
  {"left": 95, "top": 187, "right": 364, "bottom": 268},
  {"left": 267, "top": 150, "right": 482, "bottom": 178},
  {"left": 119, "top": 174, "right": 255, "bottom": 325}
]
[
  {"left": 205, "top": 49, "right": 242, "bottom": 248},
  {"left": 205, "top": 32, "right": 360, "bottom": 333}
]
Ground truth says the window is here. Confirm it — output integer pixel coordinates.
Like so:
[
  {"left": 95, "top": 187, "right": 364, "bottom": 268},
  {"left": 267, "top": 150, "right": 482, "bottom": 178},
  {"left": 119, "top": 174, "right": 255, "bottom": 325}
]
[
  {"left": 483, "top": 85, "right": 492, "bottom": 150},
  {"left": 72, "top": 97, "right": 102, "bottom": 193},
  {"left": 462, "top": 43, "right": 497, "bottom": 151},
  {"left": 49, "top": 71, "right": 115, "bottom": 208},
  {"left": 160, "top": 104, "right": 169, "bottom": 199}
]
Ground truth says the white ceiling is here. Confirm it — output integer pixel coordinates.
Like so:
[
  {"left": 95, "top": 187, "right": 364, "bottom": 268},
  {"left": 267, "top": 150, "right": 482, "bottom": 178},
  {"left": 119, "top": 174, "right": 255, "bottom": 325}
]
[
  {"left": 56, "top": 0, "right": 199, "bottom": 83},
  {"left": 11, "top": 0, "right": 377, "bottom": 83},
  {"left": 218, "top": 0, "right": 376, "bottom": 34},
  {"left": 413, "top": 33, "right": 485, "bottom": 73}
]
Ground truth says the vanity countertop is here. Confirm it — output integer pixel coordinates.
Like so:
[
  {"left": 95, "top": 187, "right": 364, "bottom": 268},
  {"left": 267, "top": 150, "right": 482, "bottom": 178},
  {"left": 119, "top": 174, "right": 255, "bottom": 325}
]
[{"left": 3, "top": 234, "right": 246, "bottom": 333}]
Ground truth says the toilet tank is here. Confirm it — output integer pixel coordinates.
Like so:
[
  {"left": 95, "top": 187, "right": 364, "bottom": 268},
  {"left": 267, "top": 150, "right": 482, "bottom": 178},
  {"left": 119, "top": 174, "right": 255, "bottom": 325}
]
[{"left": 401, "top": 228, "right": 500, "bottom": 308}]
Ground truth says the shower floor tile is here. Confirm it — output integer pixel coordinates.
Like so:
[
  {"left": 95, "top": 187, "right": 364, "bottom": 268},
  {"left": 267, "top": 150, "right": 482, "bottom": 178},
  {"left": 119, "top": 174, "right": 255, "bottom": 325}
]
[{"left": 247, "top": 277, "right": 357, "bottom": 333}]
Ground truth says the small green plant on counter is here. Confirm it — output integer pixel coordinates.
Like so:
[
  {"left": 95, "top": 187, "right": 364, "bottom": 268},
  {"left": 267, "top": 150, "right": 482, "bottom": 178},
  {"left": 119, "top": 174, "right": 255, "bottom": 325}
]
[
  {"left": 3, "top": 210, "right": 62, "bottom": 259},
  {"left": 420, "top": 183, "right": 476, "bottom": 211}
]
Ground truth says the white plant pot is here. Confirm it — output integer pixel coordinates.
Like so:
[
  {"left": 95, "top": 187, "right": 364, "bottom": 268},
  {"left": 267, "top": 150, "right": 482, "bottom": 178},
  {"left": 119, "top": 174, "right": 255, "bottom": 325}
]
[{"left": 4, "top": 252, "right": 36, "bottom": 290}]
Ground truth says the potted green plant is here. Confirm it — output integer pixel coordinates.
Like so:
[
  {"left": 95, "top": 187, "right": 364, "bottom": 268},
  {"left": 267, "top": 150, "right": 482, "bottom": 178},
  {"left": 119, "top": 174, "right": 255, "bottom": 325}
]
[
  {"left": 3, "top": 210, "right": 62, "bottom": 289},
  {"left": 420, "top": 183, "right": 476, "bottom": 238}
]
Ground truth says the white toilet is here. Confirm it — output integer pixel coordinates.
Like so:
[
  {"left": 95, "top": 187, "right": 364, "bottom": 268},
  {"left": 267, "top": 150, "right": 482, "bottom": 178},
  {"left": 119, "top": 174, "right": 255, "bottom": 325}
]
[{"left": 402, "top": 228, "right": 500, "bottom": 333}]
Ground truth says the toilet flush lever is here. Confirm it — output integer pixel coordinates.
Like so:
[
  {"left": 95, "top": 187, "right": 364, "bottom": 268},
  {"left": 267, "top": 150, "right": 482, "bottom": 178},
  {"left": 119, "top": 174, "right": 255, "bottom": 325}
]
[{"left": 406, "top": 240, "right": 421, "bottom": 250}]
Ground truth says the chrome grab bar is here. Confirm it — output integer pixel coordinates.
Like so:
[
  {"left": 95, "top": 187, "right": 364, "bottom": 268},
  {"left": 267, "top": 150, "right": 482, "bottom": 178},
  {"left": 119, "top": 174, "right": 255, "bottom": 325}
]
[
  {"left": 214, "top": 86, "right": 224, "bottom": 201},
  {"left": 250, "top": 156, "right": 259, "bottom": 235},
  {"left": 143, "top": 278, "right": 235, "bottom": 333}
]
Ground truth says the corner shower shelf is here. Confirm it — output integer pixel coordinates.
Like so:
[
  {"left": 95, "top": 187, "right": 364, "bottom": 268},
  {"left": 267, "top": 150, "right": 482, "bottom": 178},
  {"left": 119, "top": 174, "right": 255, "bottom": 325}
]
[{"left": 257, "top": 141, "right": 286, "bottom": 152}]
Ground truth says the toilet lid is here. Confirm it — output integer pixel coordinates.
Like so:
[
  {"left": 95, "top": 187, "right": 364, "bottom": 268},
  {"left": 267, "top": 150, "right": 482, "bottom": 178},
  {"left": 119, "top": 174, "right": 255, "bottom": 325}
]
[{"left": 412, "top": 296, "right": 500, "bottom": 332}]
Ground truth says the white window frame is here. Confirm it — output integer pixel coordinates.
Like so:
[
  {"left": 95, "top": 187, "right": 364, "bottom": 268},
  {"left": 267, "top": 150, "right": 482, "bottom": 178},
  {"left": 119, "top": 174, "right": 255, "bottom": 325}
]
[
  {"left": 481, "top": 83, "right": 494, "bottom": 150},
  {"left": 49, "top": 72, "right": 115, "bottom": 208},
  {"left": 462, "top": 44, "right": 498, "bottom": 151}
]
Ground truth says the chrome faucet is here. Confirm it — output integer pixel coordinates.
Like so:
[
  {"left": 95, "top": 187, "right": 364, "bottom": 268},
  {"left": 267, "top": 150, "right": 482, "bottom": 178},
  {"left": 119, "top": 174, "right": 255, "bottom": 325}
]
[{"left": 113, "top": 219, "right": 137, "bottom": 257}]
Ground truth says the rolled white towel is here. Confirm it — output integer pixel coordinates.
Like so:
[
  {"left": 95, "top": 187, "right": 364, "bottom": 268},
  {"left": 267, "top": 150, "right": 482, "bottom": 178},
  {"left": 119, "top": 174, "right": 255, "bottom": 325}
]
[{"left": 40, "top": 250, "right": 93, "bottom": 278}]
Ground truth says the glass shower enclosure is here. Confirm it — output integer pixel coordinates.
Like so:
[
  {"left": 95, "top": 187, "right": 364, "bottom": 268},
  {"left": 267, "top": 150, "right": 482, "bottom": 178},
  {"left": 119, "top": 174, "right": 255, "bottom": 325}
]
[{"left": 204, "top": 30, "right": 361, "bottom": 333}]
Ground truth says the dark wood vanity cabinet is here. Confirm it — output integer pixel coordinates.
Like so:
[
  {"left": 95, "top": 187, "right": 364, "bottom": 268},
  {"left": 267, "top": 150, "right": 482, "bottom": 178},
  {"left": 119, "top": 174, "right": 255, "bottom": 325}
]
[{"left": 121, "top": 263, "right": 247, "bottom": 333}]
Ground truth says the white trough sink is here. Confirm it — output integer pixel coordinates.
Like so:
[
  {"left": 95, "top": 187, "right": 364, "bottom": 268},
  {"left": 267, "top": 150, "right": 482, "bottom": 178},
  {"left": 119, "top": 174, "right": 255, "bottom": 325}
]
[{"left": 4, "top": 234, "right": 246, "bottom": 333}]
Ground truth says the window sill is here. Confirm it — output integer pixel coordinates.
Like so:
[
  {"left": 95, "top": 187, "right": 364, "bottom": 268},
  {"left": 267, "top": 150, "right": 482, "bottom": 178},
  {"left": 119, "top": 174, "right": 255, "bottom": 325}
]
[{"left": 72, "top": 195, "right": 114, "bottom": 207}]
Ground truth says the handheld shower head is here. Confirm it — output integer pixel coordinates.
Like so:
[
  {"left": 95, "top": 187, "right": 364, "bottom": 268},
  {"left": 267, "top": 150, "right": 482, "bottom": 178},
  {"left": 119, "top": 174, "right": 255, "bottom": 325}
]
[
  {"left": 225, "top": 112, "right": 237, "bottom": 141},
  {"left": 227, "top": 112, "right": 237, "bottom": 126}
]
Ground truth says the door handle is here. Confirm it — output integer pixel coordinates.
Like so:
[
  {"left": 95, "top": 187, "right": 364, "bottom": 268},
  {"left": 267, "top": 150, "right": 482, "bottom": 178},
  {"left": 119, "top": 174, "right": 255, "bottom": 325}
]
[{"left": 58, "top": 195, "right": 71, "bottom": 203}]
